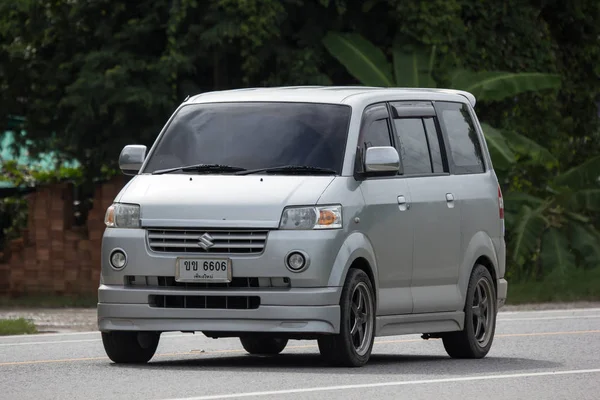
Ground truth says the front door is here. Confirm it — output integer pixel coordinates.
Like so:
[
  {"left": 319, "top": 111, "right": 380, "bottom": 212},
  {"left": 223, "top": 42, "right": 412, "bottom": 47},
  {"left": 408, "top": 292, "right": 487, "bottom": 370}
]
[{"left": 357, "top": 103, "right": 414, "bottom": 315}]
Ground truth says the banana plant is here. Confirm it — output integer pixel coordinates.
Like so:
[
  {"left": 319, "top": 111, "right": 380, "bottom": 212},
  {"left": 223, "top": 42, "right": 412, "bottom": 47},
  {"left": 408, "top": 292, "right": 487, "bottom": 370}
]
[
  {"left": 322, "top": 32, "right": 561, "bottom": 100},
  {"left": 322, "top": 31, "right": 561, "bottom": 170},
  {"left": 503, "top": 153, "right": 600, "bottom": 279}
]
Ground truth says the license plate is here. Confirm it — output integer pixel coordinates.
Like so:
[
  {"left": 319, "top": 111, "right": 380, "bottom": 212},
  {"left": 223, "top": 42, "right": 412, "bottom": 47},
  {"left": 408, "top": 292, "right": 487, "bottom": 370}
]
[{"left": 175, "top": 258, "right": 232, "bottom": 283}]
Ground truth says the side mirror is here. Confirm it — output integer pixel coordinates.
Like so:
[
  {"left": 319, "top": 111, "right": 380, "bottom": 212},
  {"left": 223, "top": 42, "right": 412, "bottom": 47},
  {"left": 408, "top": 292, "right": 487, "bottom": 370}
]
[
  {"left": 364, "top": 146, "right": 401, "bottom": 175},
  {"left": 119, "top": 145, "right": 147, "bottom": 175}
]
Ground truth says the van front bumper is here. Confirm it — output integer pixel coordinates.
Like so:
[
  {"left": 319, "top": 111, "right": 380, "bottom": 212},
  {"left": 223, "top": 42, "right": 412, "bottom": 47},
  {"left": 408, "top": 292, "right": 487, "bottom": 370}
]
[{"left": 97, "top": 285, "right": 341, "bottom": 334}]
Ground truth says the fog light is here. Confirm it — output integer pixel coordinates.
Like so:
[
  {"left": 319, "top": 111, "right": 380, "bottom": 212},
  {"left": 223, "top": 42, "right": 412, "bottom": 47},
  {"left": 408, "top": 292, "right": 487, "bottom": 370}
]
[
  {"left": 286, "top": 251, "right": 308, "bottom": 272},
  {"left": 110, "top": 249, "right": 127, "bottom": 270}
]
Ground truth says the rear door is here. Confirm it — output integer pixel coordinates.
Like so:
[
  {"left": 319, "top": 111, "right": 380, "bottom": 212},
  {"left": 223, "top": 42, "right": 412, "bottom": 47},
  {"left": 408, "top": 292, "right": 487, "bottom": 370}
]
[
  {"left": 433, "top": 101, "right": 501, "bottom": 291},
  {"left": 357, "top": 103, "right": 414, "bottom": 315},
  {"left": 389, "top": 101, "right": 463, "bottom": 313}
]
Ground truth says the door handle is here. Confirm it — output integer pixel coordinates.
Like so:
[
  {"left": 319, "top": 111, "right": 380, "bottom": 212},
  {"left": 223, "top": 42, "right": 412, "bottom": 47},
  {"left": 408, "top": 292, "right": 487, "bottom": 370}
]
[
  {"left": 397, "top": 195, "right": 410, "bottom": 211},
  {"left": 446, "top": 193, "right": 455, "bottom": 209}
]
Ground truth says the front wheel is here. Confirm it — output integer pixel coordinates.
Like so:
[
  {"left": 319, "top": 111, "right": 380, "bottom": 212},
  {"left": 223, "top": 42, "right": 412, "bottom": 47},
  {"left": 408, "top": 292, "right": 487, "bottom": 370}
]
[
  {"left": 442, "top": 264, "right": 497, "bottom": 358},
  {"left": 318, "top": 269, "right": 375, "bottom": 367},
  {"left": 101, "top": 331, "right": 160, "bottom": 364}
]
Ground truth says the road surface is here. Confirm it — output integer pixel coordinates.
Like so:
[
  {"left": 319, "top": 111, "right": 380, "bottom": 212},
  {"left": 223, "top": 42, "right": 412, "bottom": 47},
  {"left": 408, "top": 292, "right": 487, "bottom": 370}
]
[{"left": 1, "top": 307, "right": 599, "bottom": 400}]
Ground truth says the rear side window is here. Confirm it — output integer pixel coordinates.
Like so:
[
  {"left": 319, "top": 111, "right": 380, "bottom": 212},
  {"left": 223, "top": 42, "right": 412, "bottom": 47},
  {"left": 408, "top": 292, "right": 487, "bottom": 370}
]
[
  {"left": 436, "top": 101, "right": 485, "bottom": 174},
  {"left": 393, "top": 119, "right": 432, "bottom": 175}
]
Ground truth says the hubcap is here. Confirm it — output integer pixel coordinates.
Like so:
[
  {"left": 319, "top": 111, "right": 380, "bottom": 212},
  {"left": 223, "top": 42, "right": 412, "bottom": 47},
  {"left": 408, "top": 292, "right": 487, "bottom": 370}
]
[
  {"left": 471, "top": 278, "right": 494, "bottom": 347},
  {"left": 349, "top": 282, "right": 374, "bottom": 356}
]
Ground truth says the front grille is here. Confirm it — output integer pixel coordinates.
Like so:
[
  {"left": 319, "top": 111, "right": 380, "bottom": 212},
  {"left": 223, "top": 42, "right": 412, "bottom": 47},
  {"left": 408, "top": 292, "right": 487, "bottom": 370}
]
[
  {"left": 149, "top": 295, "right": 260, "bottom": 310},
  {"left": 126, "top": 276, "right": 261, "bottom": 289},
  {"left": 147, "top": 228, "right": 269, "bottom": 254}
]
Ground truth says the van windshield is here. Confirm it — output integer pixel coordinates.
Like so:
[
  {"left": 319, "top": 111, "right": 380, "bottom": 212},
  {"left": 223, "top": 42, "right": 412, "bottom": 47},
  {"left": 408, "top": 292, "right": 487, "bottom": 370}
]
[{"left": 142, "top": 102, "right": 352, "bottom": 175}]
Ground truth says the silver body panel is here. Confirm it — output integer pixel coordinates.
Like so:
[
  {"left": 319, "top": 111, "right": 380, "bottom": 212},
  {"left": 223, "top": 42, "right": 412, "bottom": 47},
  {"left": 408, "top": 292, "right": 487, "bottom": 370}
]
[{"left": 98, "top": 87, "right": 507, "bottom": 336}]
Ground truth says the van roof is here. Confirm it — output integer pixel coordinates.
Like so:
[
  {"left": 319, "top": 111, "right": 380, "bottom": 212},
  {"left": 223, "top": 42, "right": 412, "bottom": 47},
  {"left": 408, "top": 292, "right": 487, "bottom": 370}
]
[{"left": 188, "top": 86, "right": 477, "bottom": 108}]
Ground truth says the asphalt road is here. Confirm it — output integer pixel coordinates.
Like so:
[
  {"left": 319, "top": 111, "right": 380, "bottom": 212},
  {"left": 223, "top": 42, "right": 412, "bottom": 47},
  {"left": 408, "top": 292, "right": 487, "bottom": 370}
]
[{"left": 1, "top": 307, "right": 599, "bottom": 400}]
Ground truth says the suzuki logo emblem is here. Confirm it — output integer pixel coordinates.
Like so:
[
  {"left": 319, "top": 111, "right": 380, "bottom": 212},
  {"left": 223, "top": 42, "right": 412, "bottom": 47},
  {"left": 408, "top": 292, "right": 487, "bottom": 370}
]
[{"left": 198, "top": 233, "right": 214, "bottom": 250}]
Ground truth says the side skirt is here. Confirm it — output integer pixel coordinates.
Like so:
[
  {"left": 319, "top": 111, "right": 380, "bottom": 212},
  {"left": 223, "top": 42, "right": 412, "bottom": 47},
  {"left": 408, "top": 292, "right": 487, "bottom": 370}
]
[{"left": 375, "top": 311, "right": 464, "bottom": 337}]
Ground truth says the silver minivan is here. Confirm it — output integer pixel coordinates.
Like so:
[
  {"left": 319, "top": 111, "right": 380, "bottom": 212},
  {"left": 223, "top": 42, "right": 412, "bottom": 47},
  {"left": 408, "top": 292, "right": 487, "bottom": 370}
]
[{"left": 99, "top": 86, "right": 507, "bottom": 367}]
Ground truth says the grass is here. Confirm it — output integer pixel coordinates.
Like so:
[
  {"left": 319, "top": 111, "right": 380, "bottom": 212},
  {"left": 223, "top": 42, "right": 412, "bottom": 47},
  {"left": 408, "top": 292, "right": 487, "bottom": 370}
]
[
  {"left": 0, "top": 318, "right": 38, "bottom": 336},
  {"left": 507, "top": 267, "right": 600, "bottom": 305},
  {"left": 0, "top": 294, "right": 97, "bottom": 309}
]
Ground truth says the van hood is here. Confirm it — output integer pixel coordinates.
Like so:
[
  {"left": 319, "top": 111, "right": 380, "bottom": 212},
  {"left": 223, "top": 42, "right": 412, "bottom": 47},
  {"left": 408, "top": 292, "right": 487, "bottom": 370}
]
[{"left": 116, "top": 174, "right": 336, "bottom": 228}]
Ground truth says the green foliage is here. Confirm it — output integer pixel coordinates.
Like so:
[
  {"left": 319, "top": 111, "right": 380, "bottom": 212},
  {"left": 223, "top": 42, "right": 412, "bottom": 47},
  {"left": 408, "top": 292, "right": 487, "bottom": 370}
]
[
  {"left": 540, "top": 227, "right": 576, "bottom": 277},
  {"left": 322, "top": 32, "right": 393, "bottom": 87},
  {"left": 393, "top": 44, "right": 437, "bottom": 88},
  {"left": 0, "top": 318, "right": 38, "bottom": 336},
  {"left": 507, "top": 267, "right": 600, "bottom": 304},
  {"left": 479, "top": 123, "right": 515, "bottom": 170},
  {"left": 450, "top": 71, "right": 562, "bottom": 102}
]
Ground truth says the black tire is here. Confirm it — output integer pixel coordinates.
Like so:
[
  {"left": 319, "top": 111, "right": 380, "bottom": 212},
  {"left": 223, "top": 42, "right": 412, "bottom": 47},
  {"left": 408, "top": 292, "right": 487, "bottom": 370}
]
[
  {"left": 442, "top": 264, "right": 497, "bottom": 359},
  {"left": 240, "top": 336, "right": 288, "bottom": 355},
  {"left": 318, "top": 269, "right": 375, "bottom": 367},
  {"left": 101, "top": 331, "right": 160, "bottom": 364}
]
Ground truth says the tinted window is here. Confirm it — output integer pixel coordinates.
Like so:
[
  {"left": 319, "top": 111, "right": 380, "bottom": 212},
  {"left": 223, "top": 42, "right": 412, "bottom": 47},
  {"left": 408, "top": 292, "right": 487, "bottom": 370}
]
[
  {"left": 437, "top": 102, "right": 485, "bottom": 174},
  {"left": 143, "top": 102, "right": 351, "bottom": 174},
  {"left": 362, "top": 119, "right": 392, "bottom": 149},
  {"left": 423, "top": 118, "right": 445, "bottom": 173},
  {"left": 393, "top": 118, "right": 432, "bottom": 175}
]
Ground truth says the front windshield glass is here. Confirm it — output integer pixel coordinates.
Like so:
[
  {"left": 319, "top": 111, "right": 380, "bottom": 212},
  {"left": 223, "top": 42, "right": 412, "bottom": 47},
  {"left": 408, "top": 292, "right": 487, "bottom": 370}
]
[{"left": 142, "top": 102, "right": 352, "bottom": 174}]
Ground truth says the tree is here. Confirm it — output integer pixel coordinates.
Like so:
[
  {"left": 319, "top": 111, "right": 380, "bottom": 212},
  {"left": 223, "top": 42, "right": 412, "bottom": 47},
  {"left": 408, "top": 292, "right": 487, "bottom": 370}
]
[{"left": 0, "top": 0, "right": 189, "bottom": 179}]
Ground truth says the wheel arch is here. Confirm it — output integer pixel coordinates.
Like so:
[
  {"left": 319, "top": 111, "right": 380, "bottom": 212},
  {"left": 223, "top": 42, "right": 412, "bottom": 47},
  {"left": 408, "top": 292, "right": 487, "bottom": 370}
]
[
  {"left": 474, "top": 255, "right": 497, "bottom": 294},
  {"left": 327, "top": 231, "right": 379, "bottom": 306},
  {"left": 459, "top": 231, "right": 500, "bottom": 303}
]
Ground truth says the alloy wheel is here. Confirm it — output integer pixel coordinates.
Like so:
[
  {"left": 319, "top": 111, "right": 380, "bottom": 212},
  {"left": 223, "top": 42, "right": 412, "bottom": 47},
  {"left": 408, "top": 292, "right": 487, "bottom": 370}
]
[
  {"left": 471, "top": 277, "right": 494, "bottom": 347},
  {"left": 349, "top": 281, "right": 374, "bottom": 356}
]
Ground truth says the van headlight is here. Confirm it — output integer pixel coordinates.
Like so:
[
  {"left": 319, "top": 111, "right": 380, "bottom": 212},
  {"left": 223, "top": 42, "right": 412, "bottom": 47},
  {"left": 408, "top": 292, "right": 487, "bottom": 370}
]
[
  {"left": 279, "top": 205, "right": 342, "bottom": 230},
  {"left": 104, "top": 203, "right": 141, "bottom": 228}
]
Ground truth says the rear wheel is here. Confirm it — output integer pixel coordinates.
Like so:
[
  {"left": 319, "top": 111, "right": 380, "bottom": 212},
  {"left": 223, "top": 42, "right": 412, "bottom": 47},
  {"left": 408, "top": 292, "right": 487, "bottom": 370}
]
[
  {"left": 442, "top": 264, "right": 497, "bottom": 358},
  {"left": 318, "top": 269, "right": 375, "bottom": 367},
  {"left": 240, "top": 336, "right": 288, "bottom": 355},
  {"left": 101, "top": 331, "right": 160, "bottom": 364}
]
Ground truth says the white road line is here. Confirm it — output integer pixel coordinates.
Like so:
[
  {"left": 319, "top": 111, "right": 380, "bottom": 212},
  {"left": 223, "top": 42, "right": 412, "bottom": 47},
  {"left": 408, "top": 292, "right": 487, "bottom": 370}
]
[
  {"left": 163, "top": 368, "right": 600, "bottom": 400},
  {"left": 499, "top": 307, "right": 600, "bottom": 315},
  {"left": 498, "top": 315, "right": 600, "bottom": 322}
]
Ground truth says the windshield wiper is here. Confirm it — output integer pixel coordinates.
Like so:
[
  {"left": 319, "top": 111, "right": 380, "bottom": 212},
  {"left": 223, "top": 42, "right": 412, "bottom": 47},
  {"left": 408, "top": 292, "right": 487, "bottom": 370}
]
[
  {"left": 236, "top": 165, "right": 337, "bottom": 175},
  {"left": 152, "top": 163, "right": 247, "bottom": 175}
]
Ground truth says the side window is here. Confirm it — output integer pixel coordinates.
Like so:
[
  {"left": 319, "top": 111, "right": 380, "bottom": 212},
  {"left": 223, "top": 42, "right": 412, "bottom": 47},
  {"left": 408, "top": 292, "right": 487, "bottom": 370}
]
[
  {"left": 362, "top": 118, "right": 392, "bottom": 150},
  {"left": 423, "top": 118, "right": 445, "bottom": 173},
  {"left": 393, "top": 118, "right": 432, "bottom": 175},
  {"left": 436, "top": 102, "right": 485, "bottom": 174}
]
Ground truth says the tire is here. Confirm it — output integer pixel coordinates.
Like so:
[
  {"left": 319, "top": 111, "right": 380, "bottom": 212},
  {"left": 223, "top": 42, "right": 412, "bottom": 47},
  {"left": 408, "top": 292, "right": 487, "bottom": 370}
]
[
  {"left": 240, "top": 336, "right": 288, "bottom": 355},
  {"left": 101, "top": 331, "right": 160, "bottom": 364},
  {"left": 442, "top": 264, "right": 497, "bottom": 359},
  {"left": 318, "top": 269, "right": 375, "bottom": 367}
]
